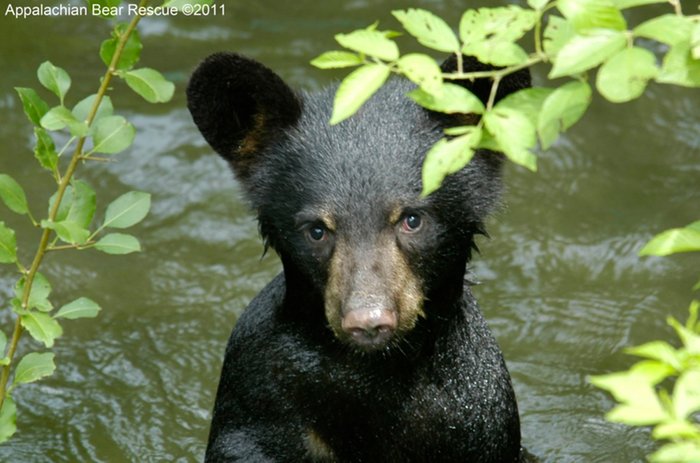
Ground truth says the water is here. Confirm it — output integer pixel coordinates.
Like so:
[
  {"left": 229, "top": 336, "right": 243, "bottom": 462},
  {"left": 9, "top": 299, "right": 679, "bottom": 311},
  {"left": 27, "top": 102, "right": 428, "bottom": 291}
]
[{"left": 0, "top": 1, "right": 698, "bottom": 461}]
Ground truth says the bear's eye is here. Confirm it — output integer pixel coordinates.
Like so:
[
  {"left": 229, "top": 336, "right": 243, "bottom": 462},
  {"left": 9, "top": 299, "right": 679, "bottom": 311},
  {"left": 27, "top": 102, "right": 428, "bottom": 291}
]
[
  {"left": 307, "top": 224, "right": 327, "bottom": 242},
  {"left": 401, "top": 214, "right": 422, "bottom": 233}
]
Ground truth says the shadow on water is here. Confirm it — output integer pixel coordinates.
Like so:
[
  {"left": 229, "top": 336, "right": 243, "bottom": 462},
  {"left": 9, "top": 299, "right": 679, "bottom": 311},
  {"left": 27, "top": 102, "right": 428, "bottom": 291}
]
[{"left": 0, "top": 0, "right": 697, "bottom": 461}]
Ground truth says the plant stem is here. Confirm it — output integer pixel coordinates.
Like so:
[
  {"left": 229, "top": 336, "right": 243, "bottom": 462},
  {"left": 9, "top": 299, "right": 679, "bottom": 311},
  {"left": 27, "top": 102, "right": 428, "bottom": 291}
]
[
  {"left": 669, "top": 0, "right": 682, "bottom": 16},
  {"left": 46, "top": 241, "right": 96, "bottom": 252},
  {"left": 534, "top": 14, "right": 544, "bottom": 59},
  {"left": 486, "top": 75, "right": 502, "bottom": 112},
  {"left": 0, "top": 0, "right": 148, "bottom": 411},
  {"left": 443, "top": 56, "right": 544, "bottom": 82}
]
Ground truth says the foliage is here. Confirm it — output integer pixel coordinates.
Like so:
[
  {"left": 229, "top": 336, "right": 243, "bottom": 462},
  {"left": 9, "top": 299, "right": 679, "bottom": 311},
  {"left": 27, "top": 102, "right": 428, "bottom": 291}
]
[
  {"left": 0, "top": 0, "right": 207, "bottom": 443},
  {"left": 313, "top": 0, "right": 699, "bottom": 459},
  {"left": 590, "top": 221, "right": 700, "bottom": 462},
  {"left": 311, "top": 0, "right": 699, "bottom": 196},
  {"left": 590, "top": 300, "right": 700, "bottom": 462}
]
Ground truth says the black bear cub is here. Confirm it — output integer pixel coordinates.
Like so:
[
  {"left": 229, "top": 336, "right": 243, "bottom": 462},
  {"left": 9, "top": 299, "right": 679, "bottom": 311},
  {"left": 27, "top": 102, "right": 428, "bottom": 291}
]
[{"left": 187, "top": 52, "right": 531, "bottom": 462}]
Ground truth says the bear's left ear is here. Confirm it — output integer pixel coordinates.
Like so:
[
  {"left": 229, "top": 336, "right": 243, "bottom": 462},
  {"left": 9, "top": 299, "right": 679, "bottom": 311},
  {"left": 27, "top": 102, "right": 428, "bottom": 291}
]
[{"left": 186, "top": 52, "right": 302, "bottom": 180}]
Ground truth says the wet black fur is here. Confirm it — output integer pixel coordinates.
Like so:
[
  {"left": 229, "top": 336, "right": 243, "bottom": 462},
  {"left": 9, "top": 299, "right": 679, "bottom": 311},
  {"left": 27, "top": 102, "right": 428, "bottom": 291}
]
[{"left": 187, "top": 52, "right": 531, "bottom": 462}]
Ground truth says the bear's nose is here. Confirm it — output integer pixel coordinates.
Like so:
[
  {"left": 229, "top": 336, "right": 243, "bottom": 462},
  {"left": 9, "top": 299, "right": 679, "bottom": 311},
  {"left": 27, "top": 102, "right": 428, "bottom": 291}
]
[{"left": 341, "top": 308, "right": 397, "bottom": 347}]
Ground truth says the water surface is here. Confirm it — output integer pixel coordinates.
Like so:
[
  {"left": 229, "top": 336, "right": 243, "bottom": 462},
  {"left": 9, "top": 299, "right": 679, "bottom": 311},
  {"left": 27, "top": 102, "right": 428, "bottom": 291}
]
[{"left": 0, "top": 1, "right": 698, "bottom": 461}]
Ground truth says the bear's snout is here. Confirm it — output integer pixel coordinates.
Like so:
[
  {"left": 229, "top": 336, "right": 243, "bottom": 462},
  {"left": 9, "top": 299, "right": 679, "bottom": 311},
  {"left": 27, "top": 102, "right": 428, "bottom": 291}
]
[{"left": 341, "top": 307, "right": 398, "bottom": 348}]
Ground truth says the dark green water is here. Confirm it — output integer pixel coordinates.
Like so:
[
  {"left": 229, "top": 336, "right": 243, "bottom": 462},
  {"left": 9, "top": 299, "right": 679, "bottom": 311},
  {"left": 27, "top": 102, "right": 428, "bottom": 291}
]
[{"left": 0, "top": 1, "right": 698, "bottom": 461}]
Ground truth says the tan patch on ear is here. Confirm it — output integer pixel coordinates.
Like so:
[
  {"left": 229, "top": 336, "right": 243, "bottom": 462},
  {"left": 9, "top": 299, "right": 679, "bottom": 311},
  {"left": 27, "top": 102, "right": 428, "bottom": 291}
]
[
  {"left": 231, "top": 112, "right": 268, "bottom": 178},
  {"left": 304, "top": 429, "right": 336, "bottom": 462},
  {"left": 238, "top": 112, "right": 266, "bottom": 156}
]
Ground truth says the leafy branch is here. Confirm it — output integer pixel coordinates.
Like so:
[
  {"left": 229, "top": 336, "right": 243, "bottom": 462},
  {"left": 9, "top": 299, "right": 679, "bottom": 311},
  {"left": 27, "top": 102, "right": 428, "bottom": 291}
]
[
  {"left": 311, "top": 0, "right": 699, "bottom": 195},
  {"left": 0, "top": 0, "right": 190, "bottom": 442}
]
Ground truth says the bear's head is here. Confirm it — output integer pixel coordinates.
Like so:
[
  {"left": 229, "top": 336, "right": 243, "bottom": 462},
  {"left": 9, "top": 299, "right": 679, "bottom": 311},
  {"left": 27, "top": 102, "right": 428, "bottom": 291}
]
[{"left": 187, "top": 53, "right": 530, "bottom": 352}]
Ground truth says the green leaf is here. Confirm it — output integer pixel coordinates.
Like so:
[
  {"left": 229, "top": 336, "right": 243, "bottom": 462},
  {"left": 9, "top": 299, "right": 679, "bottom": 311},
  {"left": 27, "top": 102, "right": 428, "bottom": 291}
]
[
  {"left": 557, "top": 0, "right": 627, "bottom": 32},
  {"left": 477, "top": 128, "right": 502, "bottom": 152},
  {"left": 100, "top": 23, "right": 142, "bottom": 70},
  {"left": 657, "top": 41, "right": 700, "bottom": 88},
  {"left": 460, "top": 6, "right": 537, "bottom": 43},
  {"left": 49, "top": 188, "right": 73, "bottom": 223},
  {"left": 649, "top": 441, "right": 700, "bottom": 463},
  {"left": 606, "top": 401, "right": 669, "bottom": 426},
  {"left": 335, "top": 28, "right": 399, "bottom": 62},
  {"left": 14, "top": 87, "right": 50, "bottom": 126},
  {"left": 591, "top": 360, "right": 675, "bottom": 394},
  {"left": 590, "top": 361, "right": 674, "bottom": 425},
  {"left": 549, "top": 30, "right": 627, "bottom": 78},
  {"left": 40, "top": 106, "right": 88, "bottom": 137},
  {"left": 613, "top": 0, "right": 665, "bottom": 7},
  {"left": 397, "top": 53, "right": 443, "bottom": 95},
  {"left": 596, "top": 47, "right": 658, "bottom": 103},
  {"left": 537, "top": 80, "right": 591, "bottom": 149},
  {"left": 444, "top": 126, "right": 476, "bottom": 136},
  {"left": 55, "top": 297, "right": 102, "bottom": 320},
  {"left": 94, "top": 233, "right": 142, "bottom": 255},
  {"left": 0, "top": 331, "right": 6, "bottom": 357},
  {"left": 0, "top": 222, "right": 17, "bottom": 264},
  {"left": 49, "top": 180, "right": 96, "bottom": 229},
  {"left": 330, "top": 63, "right": 391, "bottom": 125},
  {"left": 692, "top": 23, "right": 700, "bottom": 60},
  {"left": 625, "top": 341, "right": 682, "bottom": 370},
  {"left": 460, "top": 6, "right": 536, "bottom": 66},
  {"left": 37, "top": 61, "right": 71, "bottom": 104},
  {"left": 640, "top": 223, "right": 700, "bottom": 256},
  {"left": 14, "top": 352, "right": 55, "bottom": 385},
  {"left": 634, "top": 14, "right": 693, "bottom": 47},
  {"left": 42, "top": 220, "right": 90, "bottom": 245},
  {"left": 33, "top": 127, "right": 58, "bottom": 172},
  {"left": 72, "top": 94, "right": 114, "bottom": 123},
  {"left": 543, "top": 15, "right": 576, "bottom": 59},
  {"left": 392, "top": 8, "right": 460, "bottom": 53},
  {"left": 310, "top": 51, "right": 363, "bottom": 69},
  {"left": 102, "top": 191, "right": 151, "bottom": 229},
  {"left": 668, "top": 315, "right": 700, "bottom": 354},
  {"left": 673, "top": 370, "right": 700, "bottom": 420},
  {"left": 0, "top": 174, "right": 29, "bottom": 215},
  {"left": 653, "top": 421, "right": 700, "bottom": 440},
  {"left": 90, "top": 115, "right": 135, "bottom": 154},
  {"left": 20, "top": 312, "right": 63, "bottom": 348},
  {"left": 15, "top": 272, "right": 53, "bottom": 312},
  {"left": 483, "top": 107, "right": 538, "bottom": 170},
  {"left": 407, "top": 82, "right": 485, "bottom": 114},
  {"left": 123, "top": 68, "right": 175, "bottom": 104},
  {"left": 422, "top": 128, "right": 481, "bottom": 196},
  {"left": 0, "top": 397, "right": 17, "bottom": 443},
  {"left": 494, "top": 87, "right": 554, "bottom": 127},
  {"left": 66, "top": 180, "right": 96, "bottom": 228}
]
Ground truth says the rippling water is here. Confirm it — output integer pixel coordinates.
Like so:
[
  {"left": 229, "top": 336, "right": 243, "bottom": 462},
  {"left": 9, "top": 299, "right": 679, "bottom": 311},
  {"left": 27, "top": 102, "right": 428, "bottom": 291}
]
[{"left": 0, "top": 1, "right": 698, "bottom": 461}]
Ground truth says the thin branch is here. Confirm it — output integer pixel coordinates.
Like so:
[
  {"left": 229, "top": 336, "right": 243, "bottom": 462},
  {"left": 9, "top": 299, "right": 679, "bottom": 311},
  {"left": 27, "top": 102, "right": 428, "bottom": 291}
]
[{"left": 0, "top": 0, "right": 149, "bottom": 411}]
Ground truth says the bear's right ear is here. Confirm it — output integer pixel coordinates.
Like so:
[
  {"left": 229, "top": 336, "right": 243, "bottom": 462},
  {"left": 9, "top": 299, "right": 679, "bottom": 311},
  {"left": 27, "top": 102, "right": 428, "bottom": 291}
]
[{"left": 186, "top": 53, "right": 302, "bottom": 179}]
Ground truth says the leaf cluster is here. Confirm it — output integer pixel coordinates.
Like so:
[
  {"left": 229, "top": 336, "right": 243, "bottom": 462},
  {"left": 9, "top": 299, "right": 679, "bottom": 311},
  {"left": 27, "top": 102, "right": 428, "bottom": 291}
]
[
  {"left": 590, "top": 300, "right": 700, "bottom": 462},
  {"left": 311, "top": 0, "right": 700, "bottom": 196},
  {"left": 0, "top": 0, "right": 181, "bottom": 442}
]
